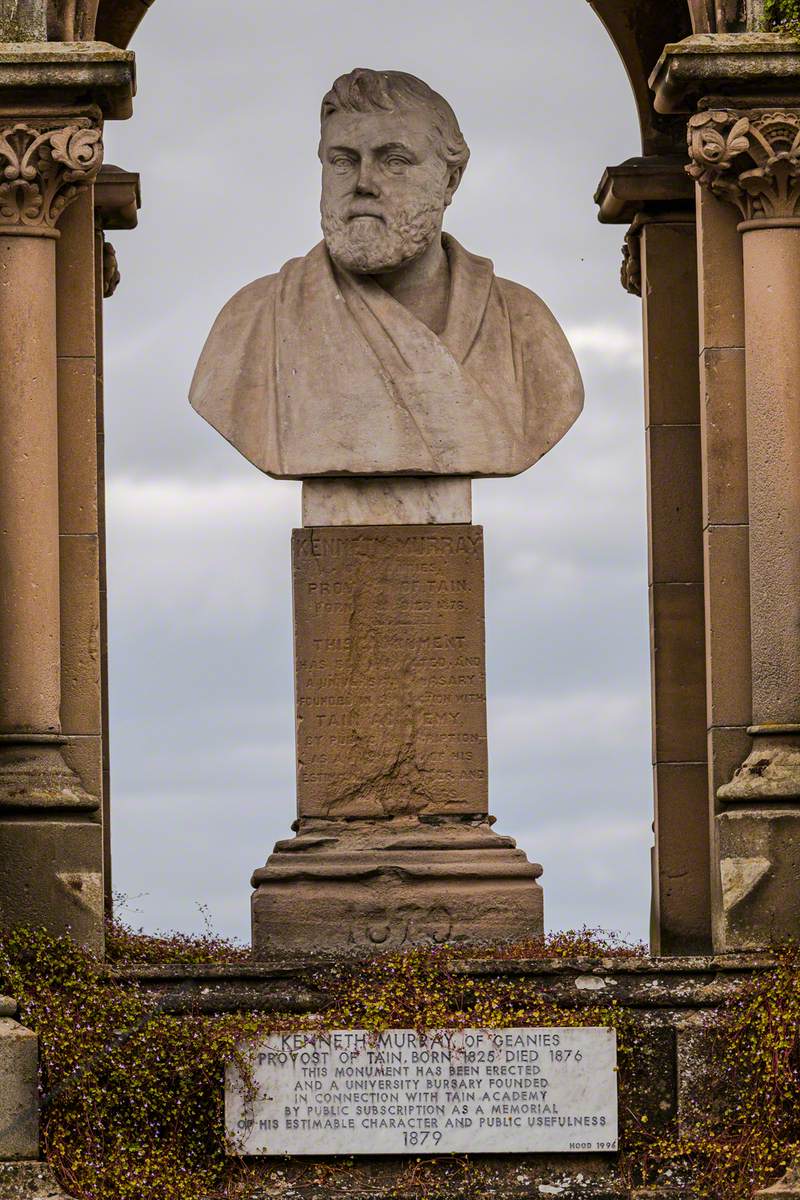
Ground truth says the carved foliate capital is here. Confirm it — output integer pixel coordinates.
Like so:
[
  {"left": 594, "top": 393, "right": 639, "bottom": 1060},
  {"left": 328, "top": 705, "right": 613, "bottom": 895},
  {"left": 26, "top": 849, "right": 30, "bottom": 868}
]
[
  {"left": 0, "top": 118, "right": 103, "bottom": 233},
  {"left": 688, "top": 108, "right": 800, "bottom": 226}
]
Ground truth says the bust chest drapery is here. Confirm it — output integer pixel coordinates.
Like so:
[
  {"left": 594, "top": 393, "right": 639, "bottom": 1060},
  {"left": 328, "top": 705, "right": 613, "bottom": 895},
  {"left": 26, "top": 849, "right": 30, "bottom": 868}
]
[{"left": 189, "top": 234, "right": 583, "bottom": 480}]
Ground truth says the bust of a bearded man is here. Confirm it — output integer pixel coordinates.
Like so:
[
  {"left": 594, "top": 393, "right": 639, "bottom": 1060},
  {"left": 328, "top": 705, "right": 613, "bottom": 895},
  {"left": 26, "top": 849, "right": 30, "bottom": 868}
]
[{"left": 190, "top": 69, "right": 583, "bottom": 478}]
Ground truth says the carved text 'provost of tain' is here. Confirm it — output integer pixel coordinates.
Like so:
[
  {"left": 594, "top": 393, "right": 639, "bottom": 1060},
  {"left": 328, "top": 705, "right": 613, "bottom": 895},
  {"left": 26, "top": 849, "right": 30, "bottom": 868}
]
[{"left": 189, "top": 69, "right": 584, "bottom": 479}]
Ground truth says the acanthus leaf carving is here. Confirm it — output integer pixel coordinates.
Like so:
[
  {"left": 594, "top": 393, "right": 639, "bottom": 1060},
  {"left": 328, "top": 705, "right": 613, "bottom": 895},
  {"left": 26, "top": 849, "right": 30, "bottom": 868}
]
[
  {"left": 0, "top": 120, "right": 103, "bottom": 232},
  {"left": 688, "top": 108, "right": 800, "bottom": 224}
]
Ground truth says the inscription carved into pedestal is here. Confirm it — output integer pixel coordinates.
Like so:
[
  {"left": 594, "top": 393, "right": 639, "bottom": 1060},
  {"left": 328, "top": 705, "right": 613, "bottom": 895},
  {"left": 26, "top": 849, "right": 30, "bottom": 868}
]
[{"left": 293, "top": 525, "right": 488, "bottom": 819}]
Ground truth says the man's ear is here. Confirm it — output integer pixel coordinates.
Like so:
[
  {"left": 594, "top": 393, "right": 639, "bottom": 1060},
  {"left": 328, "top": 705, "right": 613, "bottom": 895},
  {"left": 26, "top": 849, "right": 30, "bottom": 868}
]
[{"left": 444, "top": 165, "right": 464, "bottom": 208}]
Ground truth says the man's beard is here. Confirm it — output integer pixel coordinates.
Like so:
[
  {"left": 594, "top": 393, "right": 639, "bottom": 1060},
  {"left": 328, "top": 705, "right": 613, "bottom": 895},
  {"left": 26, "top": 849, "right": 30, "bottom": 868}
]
[{"left": 321, "top": 200, "right": 442, "bottom": 274}]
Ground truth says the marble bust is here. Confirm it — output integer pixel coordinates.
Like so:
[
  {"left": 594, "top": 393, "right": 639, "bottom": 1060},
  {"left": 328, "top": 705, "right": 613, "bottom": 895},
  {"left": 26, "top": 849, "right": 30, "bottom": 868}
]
[{"left": 189, "top": 69, "right": 584, "bottom": 478}]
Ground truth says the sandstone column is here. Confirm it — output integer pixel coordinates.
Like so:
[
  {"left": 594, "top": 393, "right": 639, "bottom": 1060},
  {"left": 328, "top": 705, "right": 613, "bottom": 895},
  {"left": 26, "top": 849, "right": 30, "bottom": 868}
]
[
  {"left": 0, "top": 43, "right": 134, "bottom": 951},
  {"left": 93, "top": 165, "right": 140, "bottom": 911},
  {"left": 0, "top": 119, "right": 105, "bottom": 949},
  {"left": 690, "top": 108, "right": 800, "bottom": 948},
  {"left": 251, "top": 481, "right": 545, "bottom": 957},
  {"left": 596, "top": 156, "right": 711, "bottom": 953},
  {"left": 653, "top": 33, "right": 800, "bottom": 949}
]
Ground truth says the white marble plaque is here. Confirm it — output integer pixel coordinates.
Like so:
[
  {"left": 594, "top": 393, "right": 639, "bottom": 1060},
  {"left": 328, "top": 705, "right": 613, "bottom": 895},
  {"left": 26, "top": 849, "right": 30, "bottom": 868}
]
[{"left": 226, "top": 1027, "right": 618, "bottom": 1156}]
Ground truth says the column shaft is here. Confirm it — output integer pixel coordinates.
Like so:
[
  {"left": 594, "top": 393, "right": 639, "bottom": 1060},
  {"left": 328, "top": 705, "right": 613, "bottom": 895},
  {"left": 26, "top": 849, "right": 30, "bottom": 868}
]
[
  {"left": 695, "top": 187, "right": 752, "bottom": 949},
  {"left": 742, "top": 228, "right": 800, "bottom": 725},
  {"left": 0, "top": 235, "right": 61, "bottom": 733},
  {"left": 641, "top": 221, "right": 711, "bottom": 954}
]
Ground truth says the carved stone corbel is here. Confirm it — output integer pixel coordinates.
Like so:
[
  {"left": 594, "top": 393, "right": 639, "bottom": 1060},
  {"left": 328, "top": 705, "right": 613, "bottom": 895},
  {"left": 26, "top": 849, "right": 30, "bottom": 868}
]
[
  {"left": 620, "top": 226, "right": 642, "bottom": 296},
  {"left": 687, "top": 107, "right": 800, "bottom": 227},
  {"left": 102, "top": 238, "right": 119, "bottom": 296}
]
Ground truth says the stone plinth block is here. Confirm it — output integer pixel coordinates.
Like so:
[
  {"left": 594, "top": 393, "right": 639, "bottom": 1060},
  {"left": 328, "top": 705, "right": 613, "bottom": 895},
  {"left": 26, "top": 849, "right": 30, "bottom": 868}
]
[
  {"left": 0, "top": 1019, "right": 38, "bottom": 1161},
  {"left": 302, "top": 477, "right": 472, "bottom": 527},
  {"left": 716, "top": 810, "right": 800, "bottom": 951},
  {"left": 0, "top": 820, "right": 103, "bottom": 955},
  {"left": 252, "top": 814, "right": 543, "bottom": 957},
  {"left": 293, "top": 525, "right": 489, "bottom": 819}
]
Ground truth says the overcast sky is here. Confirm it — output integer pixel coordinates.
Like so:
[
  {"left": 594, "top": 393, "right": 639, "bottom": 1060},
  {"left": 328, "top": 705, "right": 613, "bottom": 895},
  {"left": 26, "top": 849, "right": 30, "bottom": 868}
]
[{"left": 101, "top": 0, "right": 652, "bottom": 945}]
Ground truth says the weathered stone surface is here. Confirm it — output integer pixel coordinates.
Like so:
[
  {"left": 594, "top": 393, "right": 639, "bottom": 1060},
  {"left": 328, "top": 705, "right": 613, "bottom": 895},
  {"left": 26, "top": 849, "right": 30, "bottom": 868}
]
[
  {"left": 756, "top": 1163, "right": 800, "bottom": 1197},
  {"left": 0, "top": 42, "right": 134, "bottom": 120},
  {"left": 652, "top": 34, "right": 800, "bottom": 115},
  {"left": 0, "top": 1161, "right": 72, "bottom": 1199},
  {"left": 0, "top": 999, "right": 15, "bottom": 1019},
  {"left": 674, "top": 1014, "right": 719, "bottom": 1139},
  {"left": 106, "top": 964, "right": 327, "bottom": 1015},
  {"left": 252, "top": 815, "right": 543, "bottom": 957},
  {"left": 0, "top": 819, "right": 103, "bottom": 954},
  {"left": 594, "top": 156, "right": 693, "bottom": 227},
  {"left": 0, "top": 0, "right": 46, "bottom": 41},
  {"left": 111, "top": 955, "right": 773, "bottom": 1016},
  {"left": 228, "top": 1171, "right": 643, "bottom": 1200},
  {"left": 47, "top": 0, "right": 100, "bottom": 41},
  {"left": 293, "top": 525, "right": 488, "bottom": 819},
  {"left": 0, "top": 1019, "right": 38, "bottom": 1160},
  {"left": 716, "top": 810, "right": 800, "bottom": 950},
  {"left": 94, "top": 164, "right": 140, "bottom": 230},
  {"left": 302, "top": 478, "right": 472, "bottom": 528},
  {"left": 106, "top": 954, "right": 768, "bottom": 1195},
  {"left": 253, "top": 521, "right": 543, "bottom": 956}
]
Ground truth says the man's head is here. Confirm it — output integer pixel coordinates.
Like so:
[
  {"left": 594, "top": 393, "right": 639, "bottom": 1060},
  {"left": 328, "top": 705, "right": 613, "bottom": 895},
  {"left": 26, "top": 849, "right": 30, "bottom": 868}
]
[{"left": 319, "top": 69, "right": 469, "bottom": 275}]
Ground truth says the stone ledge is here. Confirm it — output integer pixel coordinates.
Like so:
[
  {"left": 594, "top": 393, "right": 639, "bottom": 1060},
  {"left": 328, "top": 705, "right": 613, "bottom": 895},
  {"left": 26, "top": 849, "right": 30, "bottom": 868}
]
[
  {"left": 0, "top": 1162, "right": 71, "bottom": 1199},
  {"left": 107, "top": 954, "right": 775, "bottom": 1015},
  {"left": 0, "top": 999, "right": 16, "bottom": 1019},
  {"left": 203, "top": 1163, "right": 695, "bottom": 1200},
  {"left": 0, "top": 42, "right": 135, "bottom": 120},
  {"left": 651, "top": 33, "right": 800, "bottom": 114},
  {"left": 594, "top": 156, "right": 694, "bottom": 225}
]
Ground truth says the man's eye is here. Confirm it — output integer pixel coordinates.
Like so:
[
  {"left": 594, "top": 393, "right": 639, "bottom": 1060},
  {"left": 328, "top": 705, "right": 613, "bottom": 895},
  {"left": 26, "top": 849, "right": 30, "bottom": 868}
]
[
  {"left": 385, "top": 156, "right": 410, "bottom": 170},
  {"left": 331, "top": 157, "right": 355, "bottom": 173}
]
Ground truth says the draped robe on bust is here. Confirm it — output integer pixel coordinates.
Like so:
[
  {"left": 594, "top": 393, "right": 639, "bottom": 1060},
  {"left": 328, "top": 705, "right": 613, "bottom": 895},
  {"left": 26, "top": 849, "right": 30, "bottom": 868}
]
[{"left": 189, "top": 234, "right": 583, "bottom": 479}]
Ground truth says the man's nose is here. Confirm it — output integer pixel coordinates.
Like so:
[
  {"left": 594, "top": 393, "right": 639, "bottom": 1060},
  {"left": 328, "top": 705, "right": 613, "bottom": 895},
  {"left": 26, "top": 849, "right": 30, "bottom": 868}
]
[{"left": 355, "top": 158, "right": 381, "bottom": 197}]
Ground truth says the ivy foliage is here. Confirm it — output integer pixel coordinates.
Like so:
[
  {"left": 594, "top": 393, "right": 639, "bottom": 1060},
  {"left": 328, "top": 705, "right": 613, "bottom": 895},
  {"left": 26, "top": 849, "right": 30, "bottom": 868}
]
[
  {"left": 765, "top": 0, "right": 800, "bottom": 33},
  {"left": 0, "top": 922, "right": 798, "bottom": 1199}
]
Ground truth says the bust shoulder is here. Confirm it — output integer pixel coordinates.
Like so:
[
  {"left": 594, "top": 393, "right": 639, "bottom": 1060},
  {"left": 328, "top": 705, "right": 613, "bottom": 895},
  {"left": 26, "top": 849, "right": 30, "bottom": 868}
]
[
  {"left": 214, "top": 270, "right": 280, "bottom": 323},
  {"left": 493, "top": 274, "right": 585, "bottom": 435},
  {"left": 495, "top": 275, "right": 565, "bottom": 340}
]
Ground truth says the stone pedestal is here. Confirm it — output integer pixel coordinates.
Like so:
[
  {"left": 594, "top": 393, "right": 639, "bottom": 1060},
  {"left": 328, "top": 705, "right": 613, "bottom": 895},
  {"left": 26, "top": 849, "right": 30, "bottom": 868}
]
[{"left": 251, "top": 509, "right": 543, "bottom": 957}]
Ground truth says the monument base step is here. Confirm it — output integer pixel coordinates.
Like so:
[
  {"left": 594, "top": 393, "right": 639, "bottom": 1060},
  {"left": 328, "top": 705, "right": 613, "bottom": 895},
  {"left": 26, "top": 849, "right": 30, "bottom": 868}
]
[
  {"left": 214, "top": 1167, "right": 691, "bottom": 1200},
  {"left": 0, "top": 1162, "right": 72, "bottom": 1199},
  {"left": 250, "top": 815, "right": 543, "bottom": 956}
]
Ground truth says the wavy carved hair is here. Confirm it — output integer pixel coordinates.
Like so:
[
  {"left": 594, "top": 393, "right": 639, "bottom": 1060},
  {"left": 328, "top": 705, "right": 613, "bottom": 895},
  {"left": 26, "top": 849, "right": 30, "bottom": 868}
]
[{"left": 320, "top": 68, "right": 470, "bottom": 174}]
